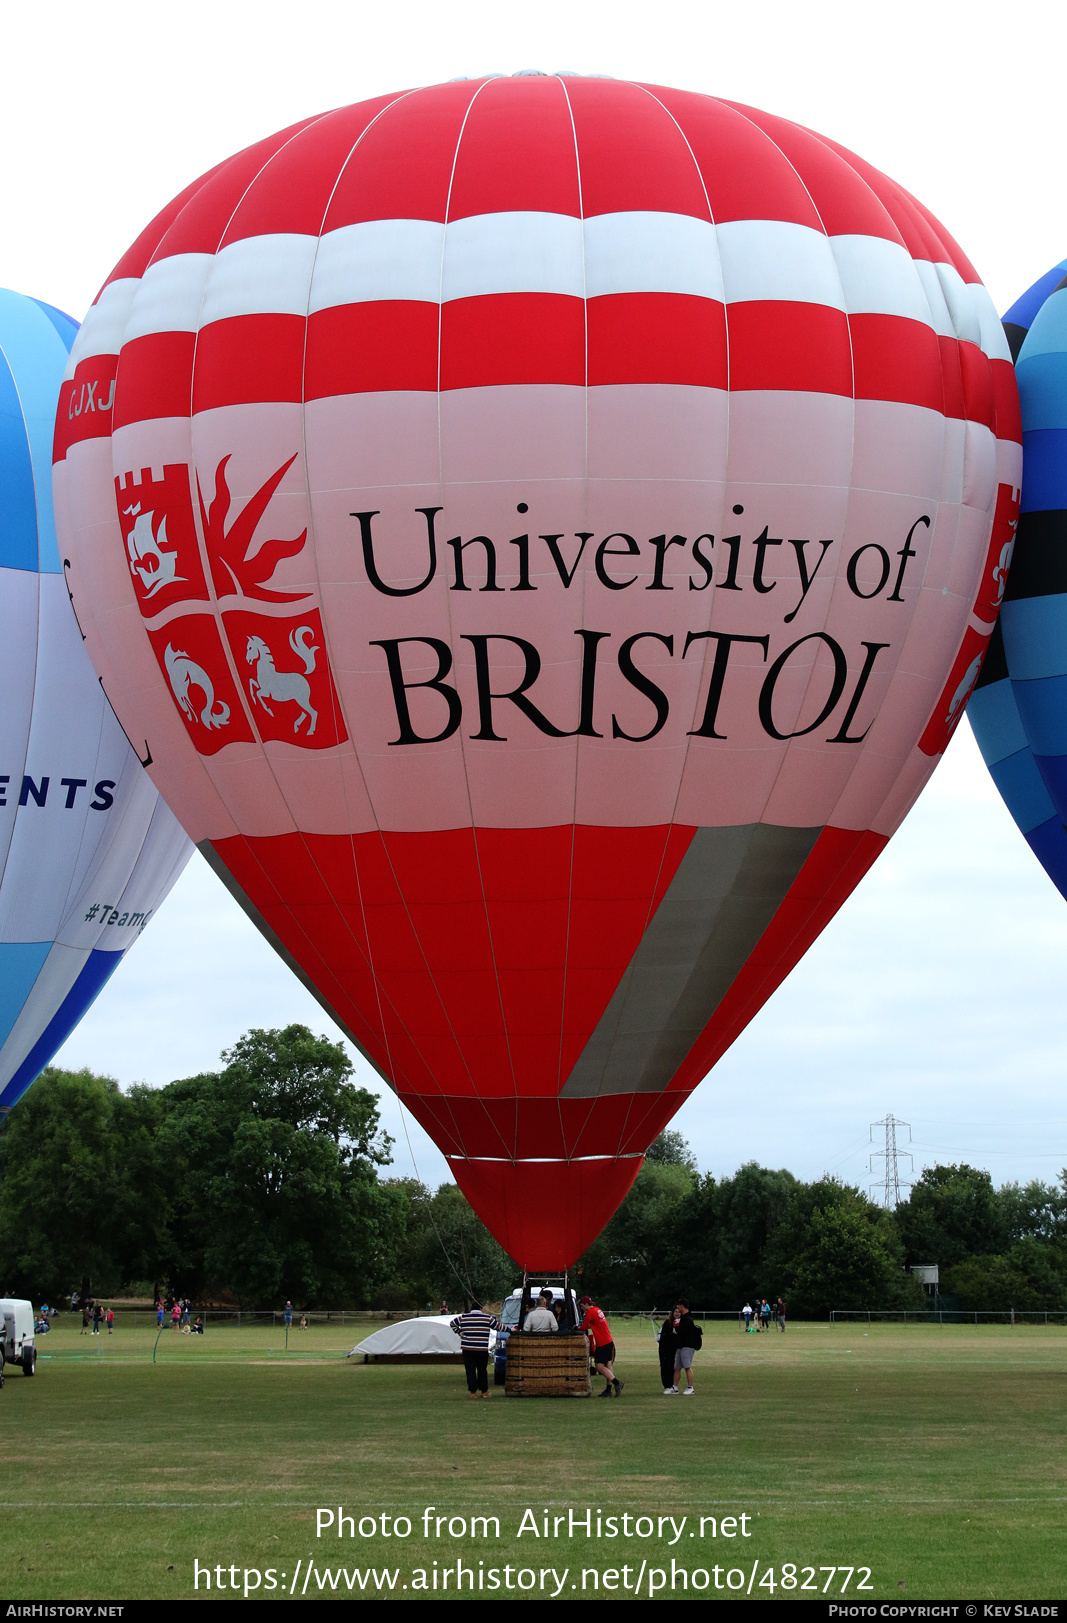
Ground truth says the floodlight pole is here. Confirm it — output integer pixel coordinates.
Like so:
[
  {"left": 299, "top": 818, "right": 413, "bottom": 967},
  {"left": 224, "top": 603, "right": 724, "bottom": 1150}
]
[{"left": 869, "top": 1113, "right": 914, "bottom": 1209}]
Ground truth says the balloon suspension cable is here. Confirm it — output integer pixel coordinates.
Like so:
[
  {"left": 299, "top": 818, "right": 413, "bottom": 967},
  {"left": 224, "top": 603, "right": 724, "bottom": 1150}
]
[{"left": 394, "top": 1092, "right": 479, "bottom": 1305}]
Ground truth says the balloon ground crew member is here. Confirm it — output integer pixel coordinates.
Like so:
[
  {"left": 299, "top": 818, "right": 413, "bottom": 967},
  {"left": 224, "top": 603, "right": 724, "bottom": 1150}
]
[
  {"left": 579, "top": 1295, "right": 623, "bottom": 1397},
  {"left": 450, "top": 1302, "right": 499, "bottom": 1398}
]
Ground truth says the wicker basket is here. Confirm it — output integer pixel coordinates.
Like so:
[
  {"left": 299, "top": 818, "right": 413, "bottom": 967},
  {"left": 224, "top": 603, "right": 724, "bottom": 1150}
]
[{"left": 504, "top": 1333, "right": 592, "bottom": 1397}]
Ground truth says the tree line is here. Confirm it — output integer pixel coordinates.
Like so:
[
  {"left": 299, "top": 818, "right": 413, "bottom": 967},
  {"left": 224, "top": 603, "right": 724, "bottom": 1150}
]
[{"left": 0, "top": 1027, "right": 1062, "bottom": 1315}]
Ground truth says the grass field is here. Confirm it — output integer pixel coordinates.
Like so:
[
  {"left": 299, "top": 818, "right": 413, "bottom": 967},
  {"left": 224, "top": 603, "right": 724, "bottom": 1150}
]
[{"left": 1, "top": 1314, "right": 1063, "bottom": 1601}]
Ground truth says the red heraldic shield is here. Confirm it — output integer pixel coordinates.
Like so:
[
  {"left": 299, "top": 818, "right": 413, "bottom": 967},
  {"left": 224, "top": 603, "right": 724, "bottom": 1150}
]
[
  {"left": 222, "top": 608, "right": 347, "bottom": 748},
  {"left": 115, "top": 465, "right": 210, "bottom": 617},
  {"left": 972, "top": 482, "right": 1021, "bottom": 629},
  {"left": 146, "top": 614, "right": 254, "bottom": 753},
  {"left": 919, "top": 481, "right": 1020, "bottom": 756}
]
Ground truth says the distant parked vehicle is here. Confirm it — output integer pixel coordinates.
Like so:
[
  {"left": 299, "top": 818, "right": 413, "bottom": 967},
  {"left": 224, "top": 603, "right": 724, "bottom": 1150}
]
[{"left": 0, "top": 1298, "right": 37, "bottom": 1379}]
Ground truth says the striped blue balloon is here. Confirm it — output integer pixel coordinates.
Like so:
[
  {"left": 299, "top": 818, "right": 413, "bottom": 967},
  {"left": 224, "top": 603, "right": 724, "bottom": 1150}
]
[
  {"left": 0, "top": 289, "right": 192, "bottom": 1113},
  {"left": 968, "top": 262, "right": 1067, "bottom": 896}
]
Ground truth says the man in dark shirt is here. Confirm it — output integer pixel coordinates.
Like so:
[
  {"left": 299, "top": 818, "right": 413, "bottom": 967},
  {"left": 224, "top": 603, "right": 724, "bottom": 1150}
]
[
  {"left": 450, "top": 1302, "right": 499, "bottom": 1398},
  {"left": 657, "top": 1312, "right": 677, "bottom": 1393},
  {"left": 669, "top": 1299, "right": 702, "bottom": 1396}
]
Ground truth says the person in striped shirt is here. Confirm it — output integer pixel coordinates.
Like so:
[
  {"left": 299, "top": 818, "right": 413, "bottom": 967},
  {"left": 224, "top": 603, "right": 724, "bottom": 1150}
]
[{"left": 450, "top": 1303, "right": 499, "bottom": 1398}]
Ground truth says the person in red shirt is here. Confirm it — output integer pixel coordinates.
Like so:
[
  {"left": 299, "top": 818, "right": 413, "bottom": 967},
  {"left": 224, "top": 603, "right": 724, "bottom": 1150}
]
[{"left": 578, "top": 1295, "right": 623, "bottom": 1397}]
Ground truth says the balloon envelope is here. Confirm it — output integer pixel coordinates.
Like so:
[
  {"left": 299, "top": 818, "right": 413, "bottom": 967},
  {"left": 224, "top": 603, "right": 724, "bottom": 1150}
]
[
  {"left": 0, "top": 288, "right": 191, "bottom": 1115},
  {"left": 969, "top": 261, "right": 1067, "bottom": 898},
  {"left": 54, "top": 78, "right": 1020, "bottom": 1264}
]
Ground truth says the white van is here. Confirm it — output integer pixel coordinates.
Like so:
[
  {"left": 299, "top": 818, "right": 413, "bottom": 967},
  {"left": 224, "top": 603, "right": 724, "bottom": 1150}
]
[
  {"left": 492, "top": 1284, "right": 582, "bottom": 1385},
  {"left": 0, "top": 1298, "right": 37, "bottom": 1381}
]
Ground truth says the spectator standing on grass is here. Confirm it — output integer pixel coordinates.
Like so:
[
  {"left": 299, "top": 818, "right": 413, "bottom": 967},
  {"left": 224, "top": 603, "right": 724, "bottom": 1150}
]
[
  {"left": 450, "top": 1302, "right": 499, "bottom": 1398},
  {"left": 156, "top": 1301, "right": 165, "bottom": 1330},
  {"left": 106, "top": 1306, "right": 114, "bottom": 1335},
  {"left": 284, "top": 1300, "right": 293, "bottom": 1330},
  {"left": 667, "top": 1300, "right": 701, "bottom": 1395},
  {"left": 742, "top": 1302, "right": 753, "bottom": 1332},
  {"left": 578, "top": 1295, "right": 623, "bottom": 1398},
  {"left": 761, "top": 1299, "right": 772, "bottom": 1331},
  {"left": 171, "top": 1300, "right": 181, "bottom": 1331},
  {"left": 92, "top": 1303, "right": 103, "bottom": 1336},
  {"left": 657, "top": 1311, "right": 677, "bottom": 1394},
  {"left": 80, "top": 1304, "right": 90, "bottom": 1336},
  {"left": 777, "top": 1297, "right": 786, "bottom": 1333}
]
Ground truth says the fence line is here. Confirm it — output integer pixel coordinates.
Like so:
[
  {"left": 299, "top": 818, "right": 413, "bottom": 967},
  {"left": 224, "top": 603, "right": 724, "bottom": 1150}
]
[
  {"left": 35, "top": 1306, "right": 1067, "bottom": 1332},
  {"left": 829, "top": 1309, "right": 1067, "bottom": 1326}
]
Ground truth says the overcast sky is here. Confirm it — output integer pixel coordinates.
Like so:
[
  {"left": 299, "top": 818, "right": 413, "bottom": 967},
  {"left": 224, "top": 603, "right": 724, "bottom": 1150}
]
[{"left": 7, "top": 0, "right": 1064, "bottom": 1196}]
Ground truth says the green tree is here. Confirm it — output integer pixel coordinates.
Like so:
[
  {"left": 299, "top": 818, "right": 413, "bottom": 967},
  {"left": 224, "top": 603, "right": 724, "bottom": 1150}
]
[
  {"left": 158, "top": 1026, "right": 404, "bottom": 1306},
  {"left": 0, "top": 1067, "right": 130, "bottom": 1299},
  {"left": 419, "top": 1183, "right": 517, "bottom": 1307},
  {"left": 578, "top": 1159, "right": 698, "bottom": 1304},
  {"left": 942, "top": 1240, "right": 1067, "bottom": 1311},
  {"left": 645, "top": 1130, "right": 698, "bottom": 1171},
  {"left": 996, "top": 1176, "right": 1067, "bottom": 1246},
  {"left": 675, "top": 1163, "right": 799, "bottom": 1307},
  {"left": 764, "top": 1179, "right": 923, "bottom": 1316},
  {"left": 895, "top": 1164, "right": 1005, "bottom": 1268}
]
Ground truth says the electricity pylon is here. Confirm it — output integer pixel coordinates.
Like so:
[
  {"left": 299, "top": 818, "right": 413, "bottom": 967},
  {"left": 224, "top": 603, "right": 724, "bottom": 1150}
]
[{"left": 869, "top": 1114, "right": 914, "bottom": 1209}]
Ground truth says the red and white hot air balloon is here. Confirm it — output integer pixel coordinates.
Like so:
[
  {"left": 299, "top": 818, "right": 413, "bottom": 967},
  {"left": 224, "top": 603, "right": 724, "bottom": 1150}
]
[{"left": 53, "top": 76, "right": 1020, "bottom": 1267}]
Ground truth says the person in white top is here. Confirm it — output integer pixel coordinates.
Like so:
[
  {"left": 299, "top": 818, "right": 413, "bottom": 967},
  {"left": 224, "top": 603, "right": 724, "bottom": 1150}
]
[{"left": 524, "top": 1292, "right": 559, "bottom": 1333}]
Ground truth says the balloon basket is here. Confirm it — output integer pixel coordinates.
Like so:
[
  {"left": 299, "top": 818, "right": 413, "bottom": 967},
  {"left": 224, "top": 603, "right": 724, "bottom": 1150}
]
[{"left": 504, "top": 1334, "right": 592, "bottom": 1398}]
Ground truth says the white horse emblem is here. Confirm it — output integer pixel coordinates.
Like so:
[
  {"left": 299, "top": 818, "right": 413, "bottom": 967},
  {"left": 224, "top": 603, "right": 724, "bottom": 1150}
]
[
  {"left": 124, "top": 503, "right": 185, "bottom": 598},
  {"left": 246, "top": 626, "right": 319, "bottom": 736},
  {"left": 164, "top": 644, "right": 231, "bottom": 730},
  {"left": 991, "top": 539, "right": 1015, "bottom": 607},
  {"left": 945, "top": 654, "right": 983, "bottom": 729}
]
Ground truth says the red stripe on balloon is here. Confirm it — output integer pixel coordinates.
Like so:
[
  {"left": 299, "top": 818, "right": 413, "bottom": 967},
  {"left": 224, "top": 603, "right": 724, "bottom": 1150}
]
[
  {"left": 192, "top": 315, "right": 306, "bottom": 412},
  {"left": 53, "top": 355, "right": 118, "bottom": 459},
  {"left": 849, "top": 313, "right": 943, "bottom": 413},
  {"left": 937, "top": 334, "right": 966, "bottom": 422},
  {"left": 103, "top": 300, "right": 1015, "bottom": 428},
  {"left": 440, "top": 294, "right": 586, "bottom": 389},
  {"left": 305, "top": 301, "right": 439, "bottom": 398},
  {"left": 112, "top": 332, "right": 194, "bottom": 430},
  {"left": 726, "top": 301, "right": 853, "bottom": 396},
  {"left": 958, "top": 337, "right": 996, "bottom": 433},
  {"left": 587, "top": 293, "right": 728, "bottom": 388},
  {"left": 990, "top": 357, "right": 1022, "bottom": 444}
]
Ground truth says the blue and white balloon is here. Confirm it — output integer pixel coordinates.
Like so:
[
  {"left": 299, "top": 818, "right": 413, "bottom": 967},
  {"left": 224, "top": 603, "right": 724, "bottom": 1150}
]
[
  {"left": 0, "top": 288, "right": 191, "bottom": 1113},
  {"left": 968, "top": 262, "right": 1067, "bottom": 898}
]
